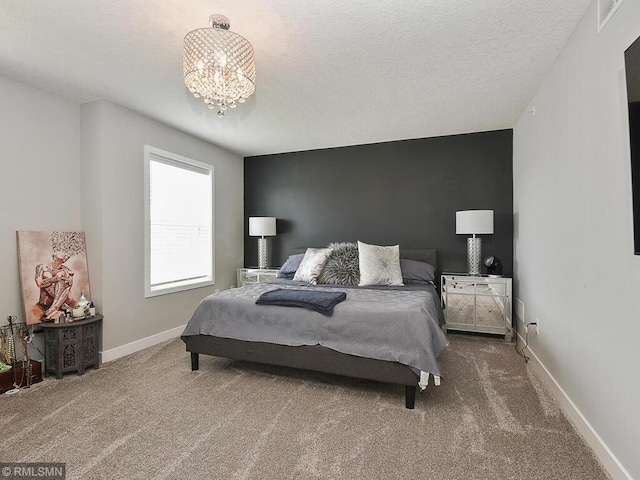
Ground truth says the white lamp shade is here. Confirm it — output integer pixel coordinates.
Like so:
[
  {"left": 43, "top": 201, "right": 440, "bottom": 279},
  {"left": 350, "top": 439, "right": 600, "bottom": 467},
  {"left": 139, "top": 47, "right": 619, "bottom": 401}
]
[
  {"left": 456, "top": 210, "right": 494, "bottom": 235},
  {"left": 249, "top": 217, "right": 276, "bottom": 236}
]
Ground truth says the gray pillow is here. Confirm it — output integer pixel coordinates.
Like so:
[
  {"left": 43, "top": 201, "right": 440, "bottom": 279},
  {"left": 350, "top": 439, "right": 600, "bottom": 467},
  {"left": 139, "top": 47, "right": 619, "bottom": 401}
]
[
  {"left": 357, "top": 241, "right": 404, "bottom": 286},
  {"left": 317, "top": 242, "right": 360, "bottom": 285},
  {"left": 293, "top": 248, "right": 333, "bottom": 285},
  {"left": 277, "top": 253, "right": 305, "bottom": 278},
  {"left": 400, "top": 259, "right": 435, "bottom": 284}
]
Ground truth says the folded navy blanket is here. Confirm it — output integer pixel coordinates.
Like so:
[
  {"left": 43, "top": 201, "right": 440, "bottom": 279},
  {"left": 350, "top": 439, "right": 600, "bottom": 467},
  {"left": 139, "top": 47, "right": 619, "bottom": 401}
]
[{"left": 255, "top": 289, "right": 347, "bottom": 316}]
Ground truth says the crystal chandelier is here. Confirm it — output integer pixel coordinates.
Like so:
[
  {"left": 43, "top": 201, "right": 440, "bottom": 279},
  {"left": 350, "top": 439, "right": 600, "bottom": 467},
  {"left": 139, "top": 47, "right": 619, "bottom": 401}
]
[{"left": 183, "top": 14, "right": 256, "bottom": 117}]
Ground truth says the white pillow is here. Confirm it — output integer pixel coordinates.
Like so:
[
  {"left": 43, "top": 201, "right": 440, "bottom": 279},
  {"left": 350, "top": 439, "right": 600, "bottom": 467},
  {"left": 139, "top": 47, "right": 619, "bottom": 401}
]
[
  {"left": 293, "top": 248, "right": 333, "bottom": 285},
  {"left": 357, "top": 241, "right": 404, "bottom": 286}
]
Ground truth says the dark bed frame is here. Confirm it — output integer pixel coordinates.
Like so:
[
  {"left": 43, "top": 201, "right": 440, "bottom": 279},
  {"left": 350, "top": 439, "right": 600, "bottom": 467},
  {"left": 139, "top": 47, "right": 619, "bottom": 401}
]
[{"left": 182, "top": 248, "right": 438, "bottom": 409}]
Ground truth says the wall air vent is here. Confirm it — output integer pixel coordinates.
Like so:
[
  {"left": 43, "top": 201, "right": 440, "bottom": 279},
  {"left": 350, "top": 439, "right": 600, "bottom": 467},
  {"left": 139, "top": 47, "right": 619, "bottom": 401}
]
[{"left": 598, "top": 0, "right": 624, "bottom": 33}]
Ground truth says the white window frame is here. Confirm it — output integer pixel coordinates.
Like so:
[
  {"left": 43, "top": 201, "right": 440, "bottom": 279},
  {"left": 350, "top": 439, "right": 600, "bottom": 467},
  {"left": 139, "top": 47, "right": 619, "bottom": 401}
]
[{"left": 144, "top": 145, "right": 214, "bottom": 298}]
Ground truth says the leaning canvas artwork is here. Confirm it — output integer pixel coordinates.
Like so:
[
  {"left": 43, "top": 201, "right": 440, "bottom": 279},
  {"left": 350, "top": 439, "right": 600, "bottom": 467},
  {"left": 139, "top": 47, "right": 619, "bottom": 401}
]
[{"left": 17, "top": 231, "right": 91, "bottom": 325}]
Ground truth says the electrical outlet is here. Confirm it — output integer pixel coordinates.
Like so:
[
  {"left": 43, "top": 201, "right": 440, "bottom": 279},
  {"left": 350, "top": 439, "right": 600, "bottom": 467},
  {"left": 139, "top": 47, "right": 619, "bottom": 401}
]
[
  {"left": 215, "top": 288, "right": 220, "bottom": 294},
  {"left": 535, "top": 317, "right": 540, "bottom": 334}
]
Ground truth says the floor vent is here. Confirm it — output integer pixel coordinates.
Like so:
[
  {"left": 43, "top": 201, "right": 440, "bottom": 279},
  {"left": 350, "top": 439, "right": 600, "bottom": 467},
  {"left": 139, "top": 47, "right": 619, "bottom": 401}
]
[{"left": 598, "top": 0, "right": 624, "bottom": 33}]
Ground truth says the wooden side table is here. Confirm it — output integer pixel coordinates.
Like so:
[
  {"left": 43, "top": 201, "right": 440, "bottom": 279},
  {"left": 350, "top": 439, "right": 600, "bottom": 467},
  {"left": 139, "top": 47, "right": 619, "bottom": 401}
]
[{"left": 40, "top": 315, "right": 103, "bottom": 379}]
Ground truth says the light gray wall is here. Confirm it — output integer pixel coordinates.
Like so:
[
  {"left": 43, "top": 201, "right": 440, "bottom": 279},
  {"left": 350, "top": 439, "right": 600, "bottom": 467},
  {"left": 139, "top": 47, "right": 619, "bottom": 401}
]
[
  {"left": 513, "top": 2, "right": 640, "bottom": 478},
  {"left": 0, "top": 74, "right": 82, "bottom": 330},
  {"left": 81, "top": 100, "right": 244, "bottom": 352},
  {"left": 0, "top": 74, "right": 243, "bottom": 358}
]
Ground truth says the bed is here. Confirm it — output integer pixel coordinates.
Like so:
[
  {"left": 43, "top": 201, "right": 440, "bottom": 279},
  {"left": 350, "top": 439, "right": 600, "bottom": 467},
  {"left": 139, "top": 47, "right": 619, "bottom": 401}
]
[{"left": 181, "top": 248, "right": 448, "bottom": 409}]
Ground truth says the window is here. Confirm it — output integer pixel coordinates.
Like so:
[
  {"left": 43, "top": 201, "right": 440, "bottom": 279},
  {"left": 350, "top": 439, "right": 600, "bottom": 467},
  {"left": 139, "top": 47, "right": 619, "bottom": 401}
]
[{"left": 144, "top": 146, "right": 214, "bottom": 297}]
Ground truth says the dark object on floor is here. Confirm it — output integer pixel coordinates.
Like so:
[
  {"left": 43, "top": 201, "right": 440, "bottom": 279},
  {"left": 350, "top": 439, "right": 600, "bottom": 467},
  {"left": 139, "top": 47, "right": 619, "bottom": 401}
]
[
  {"left": 0, "top": 360, "right": 42, "bottom": 393},
  {"left": 40, "top": 315, "right": 103, "bottom": 379},
  {"left": 256, "top": 288, "right": 347, "bottom": 315}
]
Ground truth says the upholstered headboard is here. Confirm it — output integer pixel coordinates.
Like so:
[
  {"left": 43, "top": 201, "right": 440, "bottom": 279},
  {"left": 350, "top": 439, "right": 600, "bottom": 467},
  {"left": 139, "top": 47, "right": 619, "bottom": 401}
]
[{"left": 398, "top": 249, "right": 438, "bottom": 273}]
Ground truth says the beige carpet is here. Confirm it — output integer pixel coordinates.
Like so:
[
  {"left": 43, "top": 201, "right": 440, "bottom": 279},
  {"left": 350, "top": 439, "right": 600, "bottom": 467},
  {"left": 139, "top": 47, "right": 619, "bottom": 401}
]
[{"left": 0, "top": 334, "right": 608, "bottom": 480}]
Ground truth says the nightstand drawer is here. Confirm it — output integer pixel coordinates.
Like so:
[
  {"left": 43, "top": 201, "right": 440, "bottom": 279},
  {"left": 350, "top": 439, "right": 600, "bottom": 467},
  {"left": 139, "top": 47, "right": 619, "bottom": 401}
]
[
  {"left": 444, "top": 277, "right": 508, "bottom": 297},
  {"left": 237, "top": 268, "right": 280, "bottom": 287}
]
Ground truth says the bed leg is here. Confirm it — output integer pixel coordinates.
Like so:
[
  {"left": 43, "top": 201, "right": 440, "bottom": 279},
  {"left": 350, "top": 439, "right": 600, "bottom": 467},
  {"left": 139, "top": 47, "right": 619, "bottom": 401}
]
[
  {"left": 191, "top": 352, "right": 199, "bottom": 371},
  {"left": 405, "top": 385, "right": 416, "bottom": 409}
]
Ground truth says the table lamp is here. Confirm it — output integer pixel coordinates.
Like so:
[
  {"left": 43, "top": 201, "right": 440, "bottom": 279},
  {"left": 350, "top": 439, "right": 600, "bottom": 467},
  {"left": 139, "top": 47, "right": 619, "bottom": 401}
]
[
  {"left": 249, "top": 217, "right": 276, "bottom": 269},
  {"left": 456, "top": 210, "right": 493, "bottom": 275}
]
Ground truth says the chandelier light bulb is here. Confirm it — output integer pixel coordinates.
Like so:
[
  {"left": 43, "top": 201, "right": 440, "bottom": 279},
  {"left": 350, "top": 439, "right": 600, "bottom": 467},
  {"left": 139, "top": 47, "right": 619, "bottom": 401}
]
[{"left": 196, "top": 60, "right": 205, "bottom": 76}]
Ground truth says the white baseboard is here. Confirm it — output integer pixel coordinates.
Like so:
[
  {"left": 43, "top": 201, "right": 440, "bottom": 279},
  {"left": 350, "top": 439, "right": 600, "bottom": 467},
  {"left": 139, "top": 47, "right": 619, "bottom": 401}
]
[
  {"left": 516, "top": 330, "right": 633, "bottom": 480},
  {"left": 101, "top": 324, "right": 186, "bottom": 364}
]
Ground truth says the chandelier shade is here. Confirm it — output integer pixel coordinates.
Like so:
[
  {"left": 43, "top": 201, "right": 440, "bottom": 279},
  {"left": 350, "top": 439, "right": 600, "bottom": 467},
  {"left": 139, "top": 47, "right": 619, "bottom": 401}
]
[{"left": 183, "top": 14, "right": 256, "bottom": 117}]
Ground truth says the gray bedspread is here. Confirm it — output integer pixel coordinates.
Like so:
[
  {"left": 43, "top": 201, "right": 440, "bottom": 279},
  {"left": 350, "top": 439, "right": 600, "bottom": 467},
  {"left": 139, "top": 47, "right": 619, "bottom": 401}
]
[{"left": 182, "top": 279, "right": 449, "bottom": 376}]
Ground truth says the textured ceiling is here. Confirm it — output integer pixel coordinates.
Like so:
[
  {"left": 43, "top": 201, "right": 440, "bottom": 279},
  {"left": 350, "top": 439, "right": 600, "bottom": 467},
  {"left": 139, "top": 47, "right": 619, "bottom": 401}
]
[{"left": 0, "top": 1, "right": 591, "bottom": 156}]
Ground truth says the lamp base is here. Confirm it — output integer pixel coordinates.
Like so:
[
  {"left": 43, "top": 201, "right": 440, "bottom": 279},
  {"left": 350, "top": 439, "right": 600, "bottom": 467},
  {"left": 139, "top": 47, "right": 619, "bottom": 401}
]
[
  {"left": 467, "top": 237, "right": 482, "bottom": 275},
  {"left": 257, "top": 237, "right": 270, "bottom": 269}
]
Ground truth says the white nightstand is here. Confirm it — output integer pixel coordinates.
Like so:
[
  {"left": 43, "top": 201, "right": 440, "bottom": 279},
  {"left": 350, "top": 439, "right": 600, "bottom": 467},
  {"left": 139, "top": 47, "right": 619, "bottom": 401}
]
[
  {"left": 237, "top": 268, "right": 280, "bottom": 287},
  {"left": 441, "top": 273, "right": 513, "bottom": 342}
]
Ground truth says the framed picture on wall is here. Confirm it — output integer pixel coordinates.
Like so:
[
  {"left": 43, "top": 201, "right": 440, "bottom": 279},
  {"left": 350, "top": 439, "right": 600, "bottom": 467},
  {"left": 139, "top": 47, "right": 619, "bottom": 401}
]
[{"left": 16, "top": 231, "right": 92, "bottom": 325}]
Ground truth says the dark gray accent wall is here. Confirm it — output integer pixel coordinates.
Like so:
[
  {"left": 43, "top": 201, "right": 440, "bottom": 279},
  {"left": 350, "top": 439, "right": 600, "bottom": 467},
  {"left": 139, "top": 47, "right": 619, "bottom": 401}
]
[{"left": 244, "top": 129, "right": 513, "bottom": 276}]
